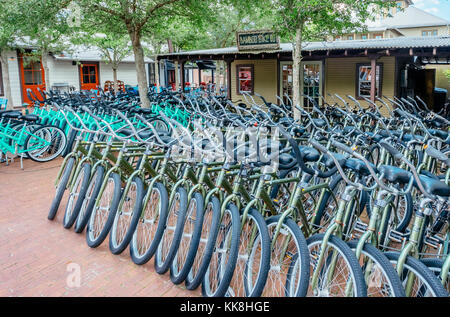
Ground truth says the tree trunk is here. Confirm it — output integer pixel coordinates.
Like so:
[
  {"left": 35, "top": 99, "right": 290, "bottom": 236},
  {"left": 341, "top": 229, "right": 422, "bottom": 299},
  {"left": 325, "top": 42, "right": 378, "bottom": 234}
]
[
  {"left": 0, "top": 51, "right": 14, "bottom": 110},
  {"left": 292, "top": 25, "right": 303, "bottom": 120},
  {"left": 130, "top": 31, "right": 150, "bottom": 108},
  {"left": 41, "top": 49, "right": 50, "bottom": 92},
  {"left": 112, "top": 65, "right": 119, "bottom": 94}
]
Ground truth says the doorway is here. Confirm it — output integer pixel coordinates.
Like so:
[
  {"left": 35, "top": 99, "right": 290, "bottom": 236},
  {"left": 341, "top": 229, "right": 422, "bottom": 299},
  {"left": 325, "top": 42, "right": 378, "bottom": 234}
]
[
  {"left": 279, "top": 61, "right": 323, "bottom": 110},
  {"left": 80, "top": 63, "right": 99, "bottom": 91},
  {"left": 19, "top": 54, "right": 46, "bottom": 105}
]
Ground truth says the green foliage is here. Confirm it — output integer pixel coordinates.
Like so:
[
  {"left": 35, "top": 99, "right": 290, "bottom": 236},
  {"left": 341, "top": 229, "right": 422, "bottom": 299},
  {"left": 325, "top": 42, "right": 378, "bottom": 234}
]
[{"left": 270, "top": 0, "right": 396, "bottom": 41}]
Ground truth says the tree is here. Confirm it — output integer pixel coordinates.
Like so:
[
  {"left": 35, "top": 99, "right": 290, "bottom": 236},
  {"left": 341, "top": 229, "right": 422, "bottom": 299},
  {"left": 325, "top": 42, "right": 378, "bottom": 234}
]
[
  {"left": 20, "top": 0, "right": 74, "bottom": 91},
  {"left": 72, "top": 27, "right": 132, "bottom": 94},
  {"left": 75, "top": 0, "right": 213, "bottom": 108},
  {"left": 0, "top": 1, "right": 27, "bottom": 109},
  {"left": 270, "top": 0, "right": 395, "bottom": 118}
]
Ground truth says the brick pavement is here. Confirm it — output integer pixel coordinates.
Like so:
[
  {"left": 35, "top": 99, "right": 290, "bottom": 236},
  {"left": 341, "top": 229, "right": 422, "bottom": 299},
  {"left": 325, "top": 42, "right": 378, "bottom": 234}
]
[{"left": 0, "top": 158, "right": 200, "bottom": 297}]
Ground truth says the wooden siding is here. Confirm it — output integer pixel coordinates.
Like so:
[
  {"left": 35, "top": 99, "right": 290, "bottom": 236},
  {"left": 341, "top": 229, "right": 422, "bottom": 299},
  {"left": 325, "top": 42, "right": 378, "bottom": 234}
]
[
  {"left": 230, "top": 59, "right": 278, "bottom": 105},
  {"left": 325, "top": 56, "right": 396, "bottom": 116}
]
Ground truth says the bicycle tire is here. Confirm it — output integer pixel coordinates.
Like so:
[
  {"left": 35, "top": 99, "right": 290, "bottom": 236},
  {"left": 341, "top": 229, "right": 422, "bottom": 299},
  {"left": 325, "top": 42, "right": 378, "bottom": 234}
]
[
  {"left": 74, "top": 165, "right": 105, "bottom": 233},
  {"left": 109, "top": 176, "right": 144, "bottom": 255},
  {"left": 227, "top": 208, "right": 270, "bottom": 297},
  {"left": 201, "top": 202, "right": 241, "bottom": 297},
  {"left": 130, "top": 182, "right": 169, "bottom": 265},
  {"left": 347, "top": 240, "right": 405, "bottom": 297},
  {"left": 86, "top": 172, "right": 122, "bottom": 248},
  {"left": 63, "top": 162, "right": 92, "bottom": 229},
  {"left": 184, "top": 195, "right": 221, "bottom": 290},
  {"left": 421, "top": 258, "right": 449, "bottom": 293},
  {"left": 384, "top": 251, "right": 448, "bottom": 297},
  {"left": 25, "top": 125, "right": 67, "bottom": 162},
  {"left": 155, "top": 186, "right": 188, "bottom": 274},
  {"left": 170, "top": 191, "right": 205, "bottom": 285},
  {"left": 307, "top": 233, "right": 367, "bottom": 297},
  {"left": 263, "top": 215, "right": 310, "bottom": 297},
  {"left": 48, "top": 157, "right": 75, "bottom": 220}
]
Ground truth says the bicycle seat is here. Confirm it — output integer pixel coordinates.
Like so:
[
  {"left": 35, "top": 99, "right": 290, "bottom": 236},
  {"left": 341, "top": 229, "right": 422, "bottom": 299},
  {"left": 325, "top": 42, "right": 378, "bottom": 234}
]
[
  {"left": 279, "top": 153, "right": 296, "bottom": 170},
  {"left": 378, "top": 165, "right": 411, "bottom": 184},
  {"left": 1, "top": 111, "right": 21, "bottom": 119},
  {"left": 21, "top": 114, "right": 40, "bottom": 122},
  {"left": 344, "top": 158, "right": 377, "bottom": 176},
  {"left": 419, "top": 170, "right": 445, "bottom": 181},
  {"left": 323, "top": 152, "right": 347, "bottom": 169},
  {"left": 414, "top": 175, "right": 450, "bottom": 197},
  {"left": 298, "top": 146, "right": 320, "bottom": 162},
  {"left": 364, "top": 131, "right": 384, "bottom": 143},
  {"left": 312, "top": 119, "right": 326, "bottom": 128},
  {"left": 428, "top": 129, "right": 448, "bottom": 141}
]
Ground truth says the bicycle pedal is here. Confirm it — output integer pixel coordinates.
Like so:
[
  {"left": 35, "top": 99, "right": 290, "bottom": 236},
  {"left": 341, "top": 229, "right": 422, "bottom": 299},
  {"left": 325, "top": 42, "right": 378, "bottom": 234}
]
[
  {"left": 354, "top": 221, "right": 368, "bottom": 233},
  {"left": 424, "top": 235, "right": 443, "bottom": 249},
  {"left": 388, "top": 229, "right": 409, "bottom": 243}
]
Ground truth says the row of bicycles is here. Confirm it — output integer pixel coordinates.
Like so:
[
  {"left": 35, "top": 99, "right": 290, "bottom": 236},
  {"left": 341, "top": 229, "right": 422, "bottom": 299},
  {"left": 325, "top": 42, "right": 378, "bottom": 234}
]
[{"left": 43, "top": 88, "right": 450, "bottom": 297}]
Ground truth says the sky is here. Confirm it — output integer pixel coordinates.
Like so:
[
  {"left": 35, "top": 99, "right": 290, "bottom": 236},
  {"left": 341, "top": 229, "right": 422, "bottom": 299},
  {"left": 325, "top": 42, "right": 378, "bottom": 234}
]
[{"left": 413, "top": 0, "right": 450, "bottom": 21}]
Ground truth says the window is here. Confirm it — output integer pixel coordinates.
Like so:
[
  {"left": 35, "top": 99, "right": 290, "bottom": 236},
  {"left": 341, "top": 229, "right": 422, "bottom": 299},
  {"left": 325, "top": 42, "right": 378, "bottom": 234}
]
[
  {"left": 347, "top": 35, "right": 354, "bottom": 40},
  {"left": 356, "top": 63, "right": 383, "bottom": 99},
  {"left": 374, "top": 33, "right": 384, "bottom": 39},
  {"left": 22, "top": 56, "right": 44, "bottom": 86},
  {"left": 0, "top": 62, "right": 4, "bottom": 96},
  {"left": 81, "top": 65, "right": 97, "bottom": 84},
  {"left": 422, "top": 30, "right": 438, "bottom": 37},
  {"left": 361, "top": 34, "right": 368, "bottom": 40},
  {"left": 236, "top": 64, "right": 254, "bottom": 95}
]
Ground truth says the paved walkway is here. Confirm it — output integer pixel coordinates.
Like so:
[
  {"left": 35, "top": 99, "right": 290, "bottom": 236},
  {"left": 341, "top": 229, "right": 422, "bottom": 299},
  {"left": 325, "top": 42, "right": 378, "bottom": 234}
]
[{"left": 0, "top": 158, "right": 200, "bottom": 297}]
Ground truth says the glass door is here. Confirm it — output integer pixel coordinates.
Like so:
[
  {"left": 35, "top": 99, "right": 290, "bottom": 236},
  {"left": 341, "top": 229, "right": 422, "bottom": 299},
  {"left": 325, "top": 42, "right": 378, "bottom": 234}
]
[
  {"left": 301, "top": 61, "right": 322, "bottom": 111},
  {"left": 19, "top": 54, "right": 46, "bottom": 105},
  {"left": 280, "top": 62, "right": 293, "bottom": 106},
  {"left": 279, "top": 61, "right": 322, "bottom": 111}
]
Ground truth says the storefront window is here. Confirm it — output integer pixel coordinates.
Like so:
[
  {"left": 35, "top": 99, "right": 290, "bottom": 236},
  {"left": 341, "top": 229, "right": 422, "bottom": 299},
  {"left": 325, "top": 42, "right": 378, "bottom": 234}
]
[
  {"left": 356, "top": 64, "right": 383, "bottom": 99},
  {"left": 236, "top": 65, "right": 254, "bottom": 94}
]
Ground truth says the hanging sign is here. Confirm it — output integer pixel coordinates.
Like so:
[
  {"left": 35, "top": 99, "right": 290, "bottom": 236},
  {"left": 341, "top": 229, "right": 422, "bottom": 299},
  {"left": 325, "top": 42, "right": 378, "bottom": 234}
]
[{"left": 236, "top": 30, "right": 280, "bottom": 51}]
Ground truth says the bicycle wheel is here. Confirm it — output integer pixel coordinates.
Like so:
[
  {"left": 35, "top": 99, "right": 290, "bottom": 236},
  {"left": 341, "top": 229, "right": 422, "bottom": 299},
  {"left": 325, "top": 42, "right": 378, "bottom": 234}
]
[
  {"left": 384, "top": 251, "right": 448, "bottom": 297},
  {"left": 25, "top": 125, "right": 67, "bottom": 162},
  {"left": 86, "top": 172, "right": 122, "bottom": 248},
  {"left": 74, "top": 165, "right": 105, "bottom": 233},
  {"left": 48, "top": 157, "right": 75, "bottom": 220},
  {"left": 130, "top": 182, "right": 169, "bottom": 265},
  {"left": 347, "top": 240, "right": 405, "bottom": 297},
  {"left": 201, "top": 202, "right": 240, "bottom": 297},
  {"left": 307, "top": 233, "right": 367, "bottom": 297},
  {"left": 227, "top": 208, "right": 270, "bottom": 297},
  {"left": 170, "top": 191, "right": 204, "bottom": 284},
  {"left": 185, "top": 195, "right": 221, "bottom": 290},
  {"left": 109, "top": 176, "right": 144, "bottom": 255},
  {"left": 421, "top": 258, "right": 449, "bottom": 293},
  {"left": 261, "top": 215, "right": 310, "bottom": 297},
  {"left": 155, "top": 186, "right": 188, "bottom": 274},
  {"left": 63, "top": 163, "right": 92, "bottom": 229}
]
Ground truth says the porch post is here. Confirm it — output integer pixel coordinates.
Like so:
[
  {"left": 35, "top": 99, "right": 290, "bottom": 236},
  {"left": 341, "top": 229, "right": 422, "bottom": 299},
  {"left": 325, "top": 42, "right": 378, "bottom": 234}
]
[
  {"left": 155, "top": 59, "right": 160, "bottom": 93},
  {"left": 180, "top": 61, "right": 185, "bottom": 92},
  {"left": 370, "top": 57, "right": 377, "bottom": 102},
  {"left": 226, "top": 59, "right": 233, "bottom": 100},
  {"left": 174, "top": 60, "right": 179, "bottom": 91}
]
